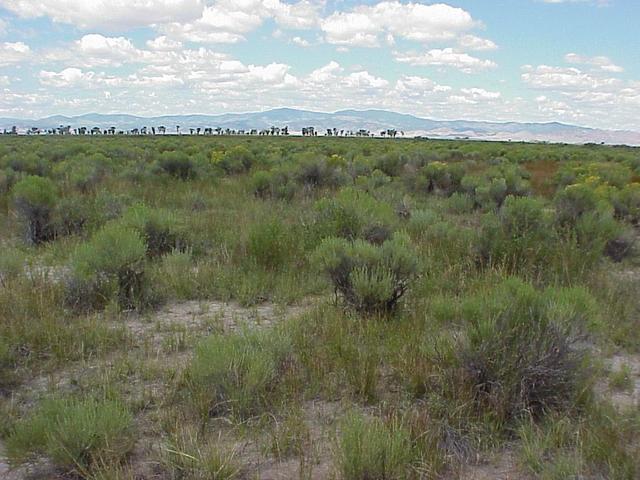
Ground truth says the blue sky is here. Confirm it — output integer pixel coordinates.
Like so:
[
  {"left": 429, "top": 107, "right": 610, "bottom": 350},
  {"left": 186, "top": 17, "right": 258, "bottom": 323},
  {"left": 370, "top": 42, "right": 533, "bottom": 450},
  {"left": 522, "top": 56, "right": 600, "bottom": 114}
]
[{"left": 0, "top": 0, "right": 639, "bottom": 130}]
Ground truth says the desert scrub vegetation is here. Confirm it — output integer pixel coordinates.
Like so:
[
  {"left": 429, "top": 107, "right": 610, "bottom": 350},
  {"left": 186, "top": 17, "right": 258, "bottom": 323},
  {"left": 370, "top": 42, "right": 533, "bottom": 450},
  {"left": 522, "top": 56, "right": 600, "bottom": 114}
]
[
  {"left": 1, "top": 136, "right": 640, "bottom": 478},
  {"left": 5, "top": 396, "right": 135, "bottom": 476}
]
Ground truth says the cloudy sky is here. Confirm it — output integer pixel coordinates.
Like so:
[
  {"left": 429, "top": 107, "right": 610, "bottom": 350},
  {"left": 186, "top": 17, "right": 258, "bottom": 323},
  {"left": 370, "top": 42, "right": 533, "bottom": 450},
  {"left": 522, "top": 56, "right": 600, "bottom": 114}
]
[{"left": 0, "top": 0, "right": 638, "bottom": 130}]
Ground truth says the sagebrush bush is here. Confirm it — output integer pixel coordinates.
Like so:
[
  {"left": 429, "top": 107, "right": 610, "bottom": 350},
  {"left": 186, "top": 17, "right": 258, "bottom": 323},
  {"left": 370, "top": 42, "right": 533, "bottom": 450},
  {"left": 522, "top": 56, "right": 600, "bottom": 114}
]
[
  {"left": 313, "top": 188, "right": 396, "bottom": 242},
  {"left": 416, "top": 161, "right": 465, "bottom": 196},
  {"left": 313, "top": 232, "right": 417, "bottom": 315},
  {"left": 217, "top": 145, "right": 255, "bottom": 174},
  {"left": 121, "top": 205, "right": 187, "bottom": 258},
  {"left": 67, "top": 224, "right": 148, "bottom": 311},
  {"left": 5, "top": 397, "right": 135, "bottom": 475},
  {"left": 53, "top": 195, "right": 94, "bottom": 237},
  {"left": 337, "top": 412, "right": 413, "bottom": 480},
  {"left": 554, "top": 183, "right": 605, "bottom": 226},
  {"left": 294, "top": 155, "right": 348, "bottom": 191},
  {"left": 461, "top": 279, "right": 587, "bottom": 424},
  {"left": 158, "top": 151, "right": 196, "bottom": 180},
  {"left": 12, "top": 175, "right": 58, "bottom": 244},
  {"left": 612, "top": 183, "right": 640, "bottom": 224},
  {"left": 186, "top": 329, "right": 292, "bottom": 419}
]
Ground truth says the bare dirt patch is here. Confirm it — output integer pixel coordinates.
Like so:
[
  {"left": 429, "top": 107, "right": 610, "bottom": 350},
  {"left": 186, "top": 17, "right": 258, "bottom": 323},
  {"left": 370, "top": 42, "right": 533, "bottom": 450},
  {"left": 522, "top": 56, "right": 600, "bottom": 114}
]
[
  {"left": 597, "top": 352, "right": 640, "bottom": 409},
  {"left": 124, "top": 298, "right": 316, "bottom": 353},
  {"left": 455, "top": 448, "right": 528, "bottom": 480}
]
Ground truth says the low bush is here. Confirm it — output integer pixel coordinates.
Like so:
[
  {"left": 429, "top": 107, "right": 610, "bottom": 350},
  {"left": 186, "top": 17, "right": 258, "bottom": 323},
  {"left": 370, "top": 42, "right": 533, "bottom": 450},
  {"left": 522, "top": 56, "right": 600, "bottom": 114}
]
[
  {"left": 158, "top": 151, "right": 196, "bottom": 180},
  {"left": 294, "top": 155, "right": 349, "bottom": 191},
  {"left": 416, "top": 161, "right": 465, "bottom": 196},
  {"left": 12, "top": 175, "right": 58, "bottom": 244},
  {"left": 121, "top": 205, "right": 187, "bottom": 258},
  {"left": 460, "top": 279, "right": 587, "bottom": 424},
  {"left": 66, "top": 224, "right": 148, "bottom": 311},
  {"left": 217, "top": 146, "right": 255, "bottom": 174},
  {"left": 313, "top": 188, "right": 396, "bottom": 242},
  {"left": 5, "top": 397, "right": 135, "bottom": 476},
  {"left": 612, "top": 183, "right": 640, "bottom": 224},
  {"left": 53, "top": 195, "right": 94, "bottom": 237},
  {"left": 313, "top": 232, "right": 417, "bottom": 315}
]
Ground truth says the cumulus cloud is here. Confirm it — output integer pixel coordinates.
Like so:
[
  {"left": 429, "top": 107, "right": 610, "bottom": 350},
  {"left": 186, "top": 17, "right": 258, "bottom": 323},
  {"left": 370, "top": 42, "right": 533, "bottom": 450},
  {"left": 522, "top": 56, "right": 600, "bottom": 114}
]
[
  {"left": 0, "top": 0, "right": 204, "bottom": 29},
  {"left": 395, "top": 48, "right": 497, "bottom": 73},
  {"left": 458, "top": 34, "right": 498, "bottom": 51},
  {"left": 0, "top": 41, "right": 31, "bottom": 66},
  {"left": 521, "top": 64, "right": 620, "bottom": 90},
  {"left": 160, "top": 0, "right": 322, "bottom": 44},
  {"left": 321, "top": 1, "right": 478, "bottom": 47},
  {"left": 565, "top": 53, "right": 623, "bottom": 73}
]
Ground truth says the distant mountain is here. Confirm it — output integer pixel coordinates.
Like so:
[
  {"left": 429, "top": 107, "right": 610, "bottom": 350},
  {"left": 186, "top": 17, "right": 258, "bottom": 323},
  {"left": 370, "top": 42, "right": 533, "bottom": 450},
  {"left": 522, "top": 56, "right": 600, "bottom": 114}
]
[{"left": 1, "top": 108, "right": 639, "bottom": 145}]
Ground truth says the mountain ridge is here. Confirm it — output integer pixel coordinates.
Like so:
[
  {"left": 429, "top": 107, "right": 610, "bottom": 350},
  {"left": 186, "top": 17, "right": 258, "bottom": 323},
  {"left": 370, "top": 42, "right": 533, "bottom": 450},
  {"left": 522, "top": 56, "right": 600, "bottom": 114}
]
[{"left": 1, "top": 108, "right": 639, "bottom": 145}]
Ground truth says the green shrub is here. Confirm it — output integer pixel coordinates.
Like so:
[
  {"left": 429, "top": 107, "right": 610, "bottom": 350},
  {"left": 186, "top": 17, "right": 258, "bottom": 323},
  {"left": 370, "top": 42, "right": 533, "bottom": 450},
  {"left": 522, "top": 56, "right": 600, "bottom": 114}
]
[
  {"left": 218, "top": 146, "right": 254, "bottom": 174},
  {"left": 121, "top": 205, "right": 187, "bottom": 258},
  {"left": 186, "top": 329, "right": 292, "bottom": 419},
  {"left": 5, "top": 397, "right": 134, "bottom": 475},
  {"left": 554, "top": 183, "right": 605, "bottom": 226},
  {"left": 67, "top": 224, "right": 148, "bottom": 311},
  {"left": 53, "top": 195, "right": 94, "bottom": 237},
  {"left": 158, "top": 151, "right": 196, "bottom": 180},
  {"left": 612, "top": 183, "right": 640, "bottom": 224},
  {"left": 416, "top": 161, "right": 465, "bottom": 196},
  {"left": 313, "top": 188, "right": 396, "bottom": 242},
  {"left": 313, "top": 232, "right": 417, "bottom": 315},
  {"left": 477, "top": 196, "right": 562, "bottom": 277},
  {"left": 12, "top": 175, "right": 58, "bottom": 244},
  {"left": 461, "top": 279, "right": 586, "bottom": 424},
  {"left": 250, "top": 168, "right": 298, "bottom": 200},
  {"left": 294, "top": 155, "right": 348, "bottom": 190},
  {"left": 445, "top": 192, "right": 475, "bottom": 214},
  {"left": 406, "top": 209, "right": 439, "bottom": 238},
  {"left": 337, "top": 412, "right": 413, "bottom": 480}
]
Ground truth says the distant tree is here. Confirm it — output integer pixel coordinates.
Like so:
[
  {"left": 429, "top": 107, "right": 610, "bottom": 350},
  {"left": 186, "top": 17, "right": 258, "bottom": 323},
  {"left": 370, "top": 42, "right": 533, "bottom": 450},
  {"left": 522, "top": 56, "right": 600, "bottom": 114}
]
[{"left": 176, "top": 125, "right": 180, "bottom": 135}]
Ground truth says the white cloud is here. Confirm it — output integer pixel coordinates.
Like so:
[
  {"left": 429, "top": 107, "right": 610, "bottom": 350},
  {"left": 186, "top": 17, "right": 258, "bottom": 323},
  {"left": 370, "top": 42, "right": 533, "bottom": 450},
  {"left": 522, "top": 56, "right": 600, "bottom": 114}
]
[
  {"left": 321, "top": 1, "right": 478, "bottom": 47},
  {"left": 395, "top": 48, "right": 497, "bottom": 73},
  {"left": 0, "top": 75, "right": 9, "bottom": 86},
  {"left": 521, "top": 64, "right": 620, "bottom": 90},
  {"left": 0, "top": 0, "right": 204, "bottom": 29},
  {"left": 292, "top": 36, "right": 311, "bottom": 47},
  {"left": 565, "top": 53, "right": 623, "bottom": 73},
  {"left": 458, "top": 34, "right": 498, "bottom": 51},
  {"left": 146, "top": 36, "right": 183, "bottom": 52},
  {"left": 160, "top": 0, "right": 322, "bottom": 44},
  {"left": 39, "top": 68, "right": 96, "bottom": 87},
  {"left": 344, "top": 71, "right": 389, "bottom": 89},
  {"left": 0, "top": 41, "right": 31, "bottom": 66}
]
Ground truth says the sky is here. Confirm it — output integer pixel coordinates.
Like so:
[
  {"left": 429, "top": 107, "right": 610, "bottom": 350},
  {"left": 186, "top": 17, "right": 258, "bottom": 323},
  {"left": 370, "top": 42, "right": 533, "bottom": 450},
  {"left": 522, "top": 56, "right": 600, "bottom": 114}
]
[{"left": 0, "top": 0, "right": 639, "bottom": 130}]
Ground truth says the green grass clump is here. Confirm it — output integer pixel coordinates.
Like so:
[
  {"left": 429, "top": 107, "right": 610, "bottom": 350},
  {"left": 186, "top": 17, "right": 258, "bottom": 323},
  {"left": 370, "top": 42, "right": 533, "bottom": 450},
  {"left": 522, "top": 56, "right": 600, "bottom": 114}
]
[
  {"left": 5, "top": 397, "right": 135, "bottom": 476},
  {"left": 337, "top": 412, "right": 413, "bottom": 480},
  {"left": 185, "top": 329, "right": 293, "bottom": 420}
]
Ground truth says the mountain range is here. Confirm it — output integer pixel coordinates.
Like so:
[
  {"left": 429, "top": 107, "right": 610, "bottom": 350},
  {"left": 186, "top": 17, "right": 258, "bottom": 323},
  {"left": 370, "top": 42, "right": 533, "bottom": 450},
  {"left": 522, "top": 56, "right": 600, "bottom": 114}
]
[{"left": 1, "top": 108, "right": 639, "bottom": 146}]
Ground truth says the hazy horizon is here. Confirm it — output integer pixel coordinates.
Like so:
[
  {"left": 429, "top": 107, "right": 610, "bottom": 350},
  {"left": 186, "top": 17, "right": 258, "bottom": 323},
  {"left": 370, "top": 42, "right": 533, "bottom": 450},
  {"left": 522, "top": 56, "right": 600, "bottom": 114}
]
[{"left": 1, "top": 1, "right": 639, "bottom": 131}]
